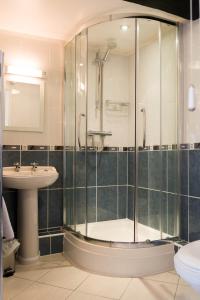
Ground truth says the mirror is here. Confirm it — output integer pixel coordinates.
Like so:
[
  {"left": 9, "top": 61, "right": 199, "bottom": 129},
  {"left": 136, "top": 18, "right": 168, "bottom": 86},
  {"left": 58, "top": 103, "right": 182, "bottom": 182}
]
[{"left": 4, "top": 74, "right": 44, "bottom": 132}]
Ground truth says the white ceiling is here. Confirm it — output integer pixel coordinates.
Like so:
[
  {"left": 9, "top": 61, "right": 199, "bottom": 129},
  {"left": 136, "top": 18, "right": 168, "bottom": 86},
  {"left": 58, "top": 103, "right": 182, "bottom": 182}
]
[
  {"left": 0, "top": 0, "right": 183, "bottom": 42},
  {"left": 0, "top": 0, "right": 129, "bottom": 41}
]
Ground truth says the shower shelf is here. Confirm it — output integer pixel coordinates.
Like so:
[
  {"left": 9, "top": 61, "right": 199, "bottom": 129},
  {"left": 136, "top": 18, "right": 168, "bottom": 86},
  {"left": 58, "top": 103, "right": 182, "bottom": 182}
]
[
  {"left": 87, "top": 130, "right": 112, "bottom": 137},
  {"left": 105, "top": 100, "right": 130, "bottom": 112}
]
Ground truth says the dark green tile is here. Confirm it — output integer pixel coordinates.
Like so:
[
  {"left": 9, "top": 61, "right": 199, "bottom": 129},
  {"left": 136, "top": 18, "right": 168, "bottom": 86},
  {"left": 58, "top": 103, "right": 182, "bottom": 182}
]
[
  {"left": 97, "top": 186, "right": 117, "bottom": 221},
  {"left": 138, "top": 188, "right": 148, "bottom": 226},
  {"left": 118, "top": 186, "right": 127, "bottom": 219},
  {"left": 138, "top": 152, "right": 148, "bottom": 188},
  {"left": 51, "top": 235, "right": 63, "bottom": 254},
  {"left": 39, "top": 237, "right": 50, "bottom": 256},
  {"left": 97, "top": 152, "right": 117, "bottom": 186},
  {"left": 118, "top": 152, "right": 128, "bottom": 185}
]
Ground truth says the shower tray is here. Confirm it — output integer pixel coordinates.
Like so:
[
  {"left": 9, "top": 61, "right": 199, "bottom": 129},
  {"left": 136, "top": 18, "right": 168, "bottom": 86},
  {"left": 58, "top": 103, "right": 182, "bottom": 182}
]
[{"left": 63, "top": 228, "right": 174, "bottom": 277}]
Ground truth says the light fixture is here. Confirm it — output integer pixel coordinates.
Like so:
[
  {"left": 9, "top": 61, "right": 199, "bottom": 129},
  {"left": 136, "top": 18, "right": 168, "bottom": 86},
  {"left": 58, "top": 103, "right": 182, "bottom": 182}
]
[
  {"left": 79, "top": 63, "right": 84, "bottom": 67},
  {"left": 120, "top": 25, "right": 129, "bottom": 32},
  {"left": 80, "top": 82, "right": 85, "bottom": 91},
  {"left": 6, "top": 65, "right": 45, "bottom": 78},
  {"left": 11, "top": 88, "right": 20, "bottom": 95},
  {"left": 188, "top": 84, "right": 196, "bottom": 111}
]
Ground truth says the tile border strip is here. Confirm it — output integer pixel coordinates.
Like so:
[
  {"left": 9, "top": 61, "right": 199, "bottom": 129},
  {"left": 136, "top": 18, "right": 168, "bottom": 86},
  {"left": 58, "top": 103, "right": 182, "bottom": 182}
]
[{"left": 4, "top": 143, "right": 200, "bottom": 152}]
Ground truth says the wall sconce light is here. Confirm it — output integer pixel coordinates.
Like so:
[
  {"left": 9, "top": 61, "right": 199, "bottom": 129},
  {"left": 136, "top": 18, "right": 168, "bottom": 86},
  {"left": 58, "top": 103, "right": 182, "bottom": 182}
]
[
  {"left": 188, "top": 84, "right": 196, "bottom": 111},
  {"left": 6, "top": 65, "right": 46, "bottom": 78}
]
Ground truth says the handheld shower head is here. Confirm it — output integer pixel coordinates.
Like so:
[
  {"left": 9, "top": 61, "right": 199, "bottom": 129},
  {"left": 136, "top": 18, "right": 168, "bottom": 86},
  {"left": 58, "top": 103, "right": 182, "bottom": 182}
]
[
  {"left": 103, "top": 39, "right": 117, "bottom": 62},
  {"left": 103, "top": 49, "right": 111, "bottom": 62}
]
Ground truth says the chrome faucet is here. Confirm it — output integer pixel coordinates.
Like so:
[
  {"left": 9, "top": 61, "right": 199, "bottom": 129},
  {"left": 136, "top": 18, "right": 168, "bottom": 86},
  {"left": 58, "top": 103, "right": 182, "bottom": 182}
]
[
  {"left": 30, "top": 162, "right": 39, "bottom": 171},
  {"left": 13, "top": 162, "right": 21, "bottom": 172}
]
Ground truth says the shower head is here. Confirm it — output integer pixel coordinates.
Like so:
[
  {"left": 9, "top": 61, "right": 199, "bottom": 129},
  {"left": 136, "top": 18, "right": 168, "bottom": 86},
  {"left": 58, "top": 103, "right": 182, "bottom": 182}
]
[
  {"left": 103, "top": 40, "right": 117, "bottom": 62},
  {"left": 107, "top": 39, "right": 117, "bottom": 50},
  {"left": 103, "top": 49, "right": 111, "bottom": 62},
  {"left": 94, "top": 40, "right": 117, "bottom": 64}
]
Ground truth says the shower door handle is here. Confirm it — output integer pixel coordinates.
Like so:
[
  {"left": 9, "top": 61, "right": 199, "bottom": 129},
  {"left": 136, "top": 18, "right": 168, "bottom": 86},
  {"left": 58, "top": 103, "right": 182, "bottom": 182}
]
[
  {"left": 78, "top": 113, "right": 85, "bottom": 149},
  {"left": 141, "top": 108, "right": 146, "bottom": 149}
]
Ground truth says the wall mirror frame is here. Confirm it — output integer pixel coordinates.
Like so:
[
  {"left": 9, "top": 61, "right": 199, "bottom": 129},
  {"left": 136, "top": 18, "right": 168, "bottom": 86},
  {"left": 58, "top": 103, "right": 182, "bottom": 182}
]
[{"left": 4, "top": 73, "right": 45, "bottom": 132}]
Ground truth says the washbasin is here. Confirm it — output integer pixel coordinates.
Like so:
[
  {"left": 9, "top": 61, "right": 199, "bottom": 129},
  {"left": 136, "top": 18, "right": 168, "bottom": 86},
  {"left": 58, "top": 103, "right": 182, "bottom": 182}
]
[
  {"left": 3, "top": 166, "right": 58, "bottom": 189},
  {"left": 2, "top": 165, "right": 59, "bottom": 265}
]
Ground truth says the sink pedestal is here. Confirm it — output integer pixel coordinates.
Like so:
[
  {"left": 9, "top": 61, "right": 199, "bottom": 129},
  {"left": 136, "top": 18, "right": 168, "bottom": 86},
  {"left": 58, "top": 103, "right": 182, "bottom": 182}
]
[
  {"left": 3, "top": 165, "right": 59, "bottom": 265},
  {"left": 17, "top": 189, "right": 39, "bottom": 264}
]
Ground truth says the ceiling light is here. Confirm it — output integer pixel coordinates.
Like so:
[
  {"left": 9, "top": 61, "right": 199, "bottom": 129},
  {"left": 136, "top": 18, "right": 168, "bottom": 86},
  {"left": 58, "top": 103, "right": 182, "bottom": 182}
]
[{"left": 120, "top": 25, "right": 129, "bottom": 32}]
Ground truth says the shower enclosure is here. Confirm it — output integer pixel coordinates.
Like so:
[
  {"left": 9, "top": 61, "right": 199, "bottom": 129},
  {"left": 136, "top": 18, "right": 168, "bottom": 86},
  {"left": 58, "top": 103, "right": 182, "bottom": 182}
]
[{"left": 63, "top": 17, "right": 179, "bottom": 276}]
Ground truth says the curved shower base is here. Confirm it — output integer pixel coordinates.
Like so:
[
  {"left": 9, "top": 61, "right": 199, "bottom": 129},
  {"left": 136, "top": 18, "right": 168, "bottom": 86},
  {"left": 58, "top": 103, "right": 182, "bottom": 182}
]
[{"left": 64, "top": 230, "right": 174, "bottom": 277}]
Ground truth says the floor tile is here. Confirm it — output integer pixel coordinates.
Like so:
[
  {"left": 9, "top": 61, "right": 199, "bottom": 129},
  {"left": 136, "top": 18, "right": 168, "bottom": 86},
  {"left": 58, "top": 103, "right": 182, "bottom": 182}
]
[
  {"left": 178, "top": 278, "right": 189, "bottom": 286},
  {"left": 40, "top": 253, "right": 71, "bottom": 267},
  {"left": 121, "top": 278, "right": 177, "bottom": 300},
  {"left": 169, "top": 269, "right": 178, "bottom": 275},
  {"left": 175, "top": 284, "right": 200, "bottom": 300},
  {"left": 38, "top": 266, "right": 88, "bottom": 289},
  {"left": 15, "top": 254, "right": 71, "bottom": 273},
  {"left": 143, "top": 271, "right": 179, "bottom": 284},
  {"left": 3, "top": 277, "right": 33, "bottom": 300},
  {"left": 15, "top": 267, "right": 50, "bottom": 281},
  {"left": 68, "top": 291, "right": 111, "bottom": 300},
  {"left": 12, "top": 282, "right": 71, "bottom": 300},
  {"left": 78, "top": 274, "right": 131, "bottom": 299}
]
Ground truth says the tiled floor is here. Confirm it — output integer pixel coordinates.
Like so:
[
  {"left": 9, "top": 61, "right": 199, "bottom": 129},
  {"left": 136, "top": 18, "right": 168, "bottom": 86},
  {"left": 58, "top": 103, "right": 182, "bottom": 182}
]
[{"left": 3, "top": 254, "right": 200, "bottom": 300}]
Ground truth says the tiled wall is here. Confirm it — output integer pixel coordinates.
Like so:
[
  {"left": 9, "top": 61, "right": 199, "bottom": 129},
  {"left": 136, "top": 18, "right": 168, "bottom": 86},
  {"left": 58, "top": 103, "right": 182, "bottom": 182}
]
[
  {"left": 128, "top": 147, "right": 178, "bottom": 236},
  {"left": 64, "top": 147, "right": 179, "bottom": 237},
  {"left": 2, "top": 145, "right": 64, "bottom": 255},
  {"left": 180, "top": 145, "right": 200, "bottom": 242},
  {"left": 64, "top": 148, "right": 129, "bottom": 226},
  {"left": 4, "top": 143, "right": 200, "bottom": 254}
]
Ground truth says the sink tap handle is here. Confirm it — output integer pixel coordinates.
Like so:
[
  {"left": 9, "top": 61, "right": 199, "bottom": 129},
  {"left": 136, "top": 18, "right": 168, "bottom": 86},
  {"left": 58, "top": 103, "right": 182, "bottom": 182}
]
[
  {"left": 30, "top": 162, "right": 39, "bottom": 170},
  {"left": 13, "top": 162, "right": 21, "bottom": 172},
  {"left": 30, "top": 162, "right": 39, "bottom": 166}
]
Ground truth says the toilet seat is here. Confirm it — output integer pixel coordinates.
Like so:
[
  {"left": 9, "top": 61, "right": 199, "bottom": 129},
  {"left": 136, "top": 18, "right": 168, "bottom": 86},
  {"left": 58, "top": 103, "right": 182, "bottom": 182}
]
[{"left": 174, "top": 241, "right": 200, "bottom": 293}]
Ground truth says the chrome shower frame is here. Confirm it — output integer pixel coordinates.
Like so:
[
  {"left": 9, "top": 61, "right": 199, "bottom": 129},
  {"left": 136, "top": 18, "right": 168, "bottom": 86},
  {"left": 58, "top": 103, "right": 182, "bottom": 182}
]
[{"left": 63, "top": 14, "right": 180, "bottom": 247}]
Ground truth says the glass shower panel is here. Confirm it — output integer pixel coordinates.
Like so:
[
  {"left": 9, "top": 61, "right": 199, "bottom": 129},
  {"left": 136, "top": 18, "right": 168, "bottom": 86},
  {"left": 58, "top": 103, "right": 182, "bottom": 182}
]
[
  {"left": 136, "top": 19, "right": 161, "bottom": 242},
  {"left": 63, "top": 38, "right": 76, "bottom": 230},
  {"left": 0, "top": 50, "right": 4, "bottom": 300},
  {"left": 87, "top": 19, "right": 135, "bottom": 242},
  {"left": 160, "top": 23, "right": 179, "bottom": 238},
  {"left": 75, "top": 31, "right": 88, "bottom": 236}
]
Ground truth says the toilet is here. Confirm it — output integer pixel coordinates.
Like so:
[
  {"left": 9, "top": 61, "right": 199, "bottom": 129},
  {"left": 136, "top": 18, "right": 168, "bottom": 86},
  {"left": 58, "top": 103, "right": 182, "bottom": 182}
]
[{"left": 174, "top": 240, "right": 200, "bottom": 293}]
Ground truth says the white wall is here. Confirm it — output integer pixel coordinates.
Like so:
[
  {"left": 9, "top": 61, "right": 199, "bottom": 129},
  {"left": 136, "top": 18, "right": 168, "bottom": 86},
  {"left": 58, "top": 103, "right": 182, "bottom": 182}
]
[
  {"left": 87, "top": 50, "right": 135, "bottom": 147},
  {"left": 182, "top": 20, "right": 200, "bottom": 144},
  {"left": 137, "top": 40, "right": 160, "bottom": 147},
  {"left": 161, "top": 27, "right": 178, "bottom": 145},
  {"left": 138, "top": 27, "right": 177, "bottom": 147},
  {"left": 1, "top": 31, "right": 64, "bottom": 145}
]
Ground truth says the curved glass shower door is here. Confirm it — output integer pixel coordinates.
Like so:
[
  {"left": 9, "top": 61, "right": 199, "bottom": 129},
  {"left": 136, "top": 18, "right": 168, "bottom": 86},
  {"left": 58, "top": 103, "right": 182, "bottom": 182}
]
[
  {"left": 86, "top": 18, "right": 136, "bottom": 242},
  {"left": 136, "top": 19, "right": 162, "bottom": 242},
  {"left": 63, "top": 16, "right": 179, "bottom": 245},
  {"left": 136, "top": 19, "right": 179, "bottom": 242}
]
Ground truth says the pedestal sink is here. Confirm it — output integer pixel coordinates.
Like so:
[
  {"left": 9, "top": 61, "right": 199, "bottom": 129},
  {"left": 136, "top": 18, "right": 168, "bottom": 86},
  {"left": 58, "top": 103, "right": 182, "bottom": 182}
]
[{"left": 3, "top": 166, "right": 59, "bottom": 264}]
